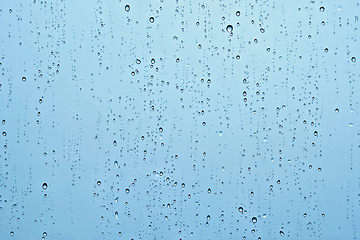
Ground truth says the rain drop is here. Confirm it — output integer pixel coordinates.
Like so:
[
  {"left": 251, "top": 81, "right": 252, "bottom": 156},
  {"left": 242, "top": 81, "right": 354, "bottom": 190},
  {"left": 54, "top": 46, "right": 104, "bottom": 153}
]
[
  {"left": 125, "top": 188, "right": 130, "bottom": 193},
  {"left": 97, "top": 180, "right": 101, "bottom": 186},
  {"left": 125, "top": 5, "right": 130, "bottom": 12},
  {"left": 226, "top": 25, "right": 233, "bottom": 33},
  {"left": 149, "top": 17, "right": 154, "bottom": 23},
  {"left": 319, "top": 6, "right": 325, "bottom": 12},
  {"left": 42, "top": 183, "right": 48, "bottom": 190},
  {"left": 252, "top": 217, "right": 257, "bottom": 223},
  {"left": 22, "top": 77, "right": 26, "bottom": 82},
  {"left": 238, "top": 207, "right": 244, "bottom": 213},
  {"left": 236, "top": 11, "right": 240, "bottom": 16},
  {"left": 351, "top": 57, "right": 356, "bottom": 63}
]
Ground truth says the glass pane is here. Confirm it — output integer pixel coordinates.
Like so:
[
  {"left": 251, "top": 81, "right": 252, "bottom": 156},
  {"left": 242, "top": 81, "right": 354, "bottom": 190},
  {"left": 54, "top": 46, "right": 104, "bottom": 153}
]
[{"left": 1, "top": 0, "right": 359, "bottom": 239}]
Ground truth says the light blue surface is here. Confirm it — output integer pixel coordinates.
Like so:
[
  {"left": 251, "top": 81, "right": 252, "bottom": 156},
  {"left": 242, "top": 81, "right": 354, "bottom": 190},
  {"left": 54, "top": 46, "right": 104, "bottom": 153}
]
[{"left": 0, "top": 0, "right": 359, "bottom": 239}]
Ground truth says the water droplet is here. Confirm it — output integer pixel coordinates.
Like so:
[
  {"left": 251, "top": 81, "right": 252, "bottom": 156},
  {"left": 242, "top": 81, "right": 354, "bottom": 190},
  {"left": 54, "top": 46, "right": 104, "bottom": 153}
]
[
  {"left": 97, "top": 180, "right": 101, "bottom": 186},
  {"left": 252, "top": 217, "right": 257, "bottom": 223},
  {"left": 149, "top": 17, "right": 154, "bottom": 23},
  {"left": 113, "top": 140, "right": 117, "bottom": 146},
  {"left": 314, "top": 131, "right": 318, "bottom": 136},
  {"left": 9, "top": 9, "right": 12, "bottom": 13},
  {"left": 181, "top": 183, "right": 185, "bottom": 188},
  {"left": 238, "top": 207, "right": 243, "bottom": 213},
  {"left": 2, "top": 131, "right": 6, "bottom": 136},
  {"left": 10, "top": 231, "right": 14, "bottom": 236},
  {"left": 207, "top": 188, "right": 211, "bottom": 194},
  {"left": 136, "top": 59, "right": 141, "bottom": 64},
  {"left": 2, "top": 119, "right": 5, "bottom": 124},
  {"left": 324, "top": 48, "right": 328, "bottom": 53},
  {"left": 319, "top": 6, "right": 325, "bottom": 12},
  {"left": 260, "top": 28, "right": 265, "bottom": 33},
  {"left": 39, "top": 99, "right": 43, "bottom": 104},
  {"left": 125, "top": 5, "right": 130, "bottom": 11},
  {"left": 176, "top": 58, "right": 180, "bottom": 63},
  {"left": 236, "top": 55, "right": 240, "bottom": 60},
  {"left": 207, "top": 215, "right": 211, "bottom": 220},
  {"left": 236, "top": 11, "right": 240, "bottom": 16},
  {"left": 125, "top": 188, "right": 130, "bottom": 193},
  {"left": 226, "top": 25, "right": 233, "bottom": 33},
  {"left": 355, "top": 16, "right": 359, "bottom": 23},
  {"left": 303, "top": 213, "right": 307, "bottom": 217},
  {"left": 202, "top": 122, "right": 206, "bottom": 126},
  {"left": 42, "top": 183, "right": 48, "bottom": 190},
  {"left": 115, "top": 211, "right": 118, "bottom": 219},
  {"left": 335, "top": 108, "right": 339, "bottom": 113},
  {"left": 280, "top": 231, "right": 285, "bottom": 236},
  {"left": 22, "top": 77, "right": 26, "bottom": 82},
  {"left": 159, "top": 127, "right": 163, "bottom": 133},
  {"left": 43, "top": 232, "right": 47, "bottom": 237},
  {"left": 277, "top": 180, "right": 281, "bottom": 184},
  {"left": 351, "top": 57, "right": 356, "bottom": 63}
]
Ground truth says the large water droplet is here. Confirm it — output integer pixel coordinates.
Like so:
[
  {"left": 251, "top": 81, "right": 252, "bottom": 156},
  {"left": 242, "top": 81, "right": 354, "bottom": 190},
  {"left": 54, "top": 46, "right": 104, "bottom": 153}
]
[
  {"left": 125, "top": 5, "right": 130, "bottom": 12},
  {"left": 226, "top": 25, "right": 233, "bottom": 33}
]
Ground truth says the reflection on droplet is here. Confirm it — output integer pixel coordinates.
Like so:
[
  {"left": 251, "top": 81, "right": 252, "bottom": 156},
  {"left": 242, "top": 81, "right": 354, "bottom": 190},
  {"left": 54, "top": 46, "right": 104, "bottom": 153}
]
[
  {"left": 226, "top": 25, "right": 233, "bottom": 33},
  {"left": 42, "top": 183, "right": 48, "bottom": 190}
]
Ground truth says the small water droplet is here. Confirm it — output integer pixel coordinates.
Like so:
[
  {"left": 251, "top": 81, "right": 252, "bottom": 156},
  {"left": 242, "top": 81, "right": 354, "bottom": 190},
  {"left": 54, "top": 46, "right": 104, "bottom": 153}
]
[
  {"left": 22, "top": 77, "right": 26, "bottom": 82},
  {"left": 97, "top": 180, "right": 101, "bottom": 186},
  {"left": 351, "top": 57, "right": 356, "bottom": 63},
  {"left": 252, "top": 217, "right": 257, "bottom": 223},
  {"left": 113, "top": 140, "right": 117, "bottom": 146},
  {"left": 149, "top": 17, "right": 154, "bottom": 23},
  {"left": 280, "top": 231, "right": 285, "bottom": 236},
  {"left": 125, "top": 188, "right": 130, "bottom": 193},
  {"left": 238, "top": 207, "right": 243, "bottom": 213},
  {"left": 207, "top": 188, "right": 211, "bottom": 194},
  {"left": 159, "top": 127, "right": 163, "bottom": 133},
  {"left": 314, "top": 131, "right": 318, "bottom": 136},
  {"left": 115, "top": 211, "right": 118, "bottom": 219},
  {"left": 335, "top": 108, "right": 339, "bottom": 113},
  {"left": 236, "top": 11, "right": 240, "bottom": 16},
  {"left": 319, "top": 6, "right": 325, "bottom": 12},
  {"left": 206, "top": 215, "right": 211, "bottom": 220},
  {"left": 42, "top": 183, "right": 48, "bottom": 190},
  {"left": 125, "top": 5, "right": 130, "bottom": 12},
  {"left": 10, "top": 231, "right": 14, "bottom": 236},
  {"left": 260, "top": 28, "right": 265, "bottom": 33}
]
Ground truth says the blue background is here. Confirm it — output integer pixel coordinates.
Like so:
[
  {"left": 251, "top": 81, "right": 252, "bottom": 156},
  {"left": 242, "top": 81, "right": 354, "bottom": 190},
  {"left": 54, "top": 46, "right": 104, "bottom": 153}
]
[{"left": 0, "top": 0, "right": 359, "bottom": 239}]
